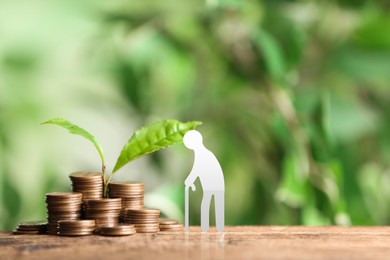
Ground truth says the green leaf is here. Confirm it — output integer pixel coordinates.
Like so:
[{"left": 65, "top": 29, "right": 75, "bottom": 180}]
[
  {"left": 112, "top": 119, "right": 202, "bottom": 173},
  {"left": 41, "top": 118, "right": 105, "bottom": 170}
]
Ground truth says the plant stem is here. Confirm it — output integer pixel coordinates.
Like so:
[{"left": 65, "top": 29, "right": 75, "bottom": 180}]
[
  {"left": 103, "top": 184, "right": 108, "bottom": 198},
  {"left": 103, "top": 171, "right": 117, "bottom": 198},
  {"left": 102, "top": 164, "right": 108, "bottom": 198},
  {"left": 106, "top": 172, "right": 115, "bottom": 188}
]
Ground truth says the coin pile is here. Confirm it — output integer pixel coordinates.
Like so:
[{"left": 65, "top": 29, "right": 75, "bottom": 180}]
[
  {"left": 84, "top": 198, "right": 121, "bottom": 227},
  {"left": 123, "top": 208, "right": 160, "bottom": 233},
  {"left": 46, "top": 192, "right": 82, "bottom": 235},
  {"left": 69, "top": 172, "right": 103, "bottom": 201},
  {"left": 13, "top": 221, "right": 47, "bottom": 235},
  {"left": 16, "top": 172, "right": 184, "bottom": 237},
  {"left": 109, "top": 181, "right": 144, "bottom": 221},
  {"left": 58, "top": 220, "right": 96, "bottom": 236},
  {"left": 99, "top": 224, "right": 136, "bottom": 236},
  {"left": 159, "top": 219, "right": 184, "bottom": 232}
]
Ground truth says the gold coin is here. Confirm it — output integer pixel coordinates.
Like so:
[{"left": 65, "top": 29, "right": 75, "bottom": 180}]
[
  {"left": 125, "top": 214, "right": 159, "bottom": 218},
  {"left": 159, "top": 219, "right": 179, "bottom": 225},
  {"left": 99, "top": 225, "right": 136, "bottom": 236},
  {"left": 46, "top": 192, "right": 82, "bottom": 199},
  {"left": 126, "top": 220, "right": 159, "bottom": 225},
  {"left": 109, "top": 194, "right": 143, "bottom": 198},
  {"left": 122, "top": 200, "right": 144, "bottom": 204},
  {"left": 109, "top": 190, "right": 144, "bottom": 194},
  {"left": 109, "top": 181, "right": 144, "bottom": 186},
  {"left": 47, "top": 206, "right": 82, "bottom": 212},
  {"left": 18, "top": 221, "right": 47, "bottom": 226},
  {"left": 84, "top": 209, "right": 121, "bottom": 213},
  {"left": 110, "top": 196, "right": 143, "bottom": 200},
  {"left": 85, "top": 198, "right": 121, "bottom": 205},
  {"left": 124, "top": 217, "right": 159, "bottom": 223},
  {"left": 134, "top": 227, "right": 159, "bottom": 233},
  {"left": 95, "top": 220, "right": 119, "bottom": 227},
  {"left": 125, "top": 208, "right": 160, "bottom": 215},
  {"left": 72, "top": 185, "right": 103, "bottom": 190},
  {"left": 17, "top": 221, "right": 47, "bottom": 230},
  {"left": 159, "top": 224, "right": 184, "bottom": 231},
  {"left": 133, "top": 223, "right": 159, "bottom": 227},
  {"left": 17, "top": 227, "right": 46, "bottom": 232},
  {"left": 47, "top": 212, "right": 81, "bottom": 216},
  {"left": 58, "top": 220, "right": 95, "bottom": 227},
  {"left": 69, "top": 171, "right": 103, "bottom": 179},
  {"left": 13, "top": 230, "right": 41, "bottom": 235},
  {"left": 122, "top": 203, "right": 143, "bottom": 207},
  {"left": 58, "top": 231, "right": 93, "bottom": 236},
  {"left": 59, "top": 228, "right": 96, "bottom": 233}
]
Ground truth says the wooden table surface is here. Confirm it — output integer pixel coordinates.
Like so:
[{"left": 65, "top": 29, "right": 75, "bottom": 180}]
[{"left": 1, "top": 226, "right": 390, "bottom": 259}]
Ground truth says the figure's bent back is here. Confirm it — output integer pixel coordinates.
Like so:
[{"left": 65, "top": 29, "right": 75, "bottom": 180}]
[{"left": 193, "top": 148, "right": 224, "bottom": 191}]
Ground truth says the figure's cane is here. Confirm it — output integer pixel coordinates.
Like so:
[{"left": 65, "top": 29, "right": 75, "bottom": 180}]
[
  {"left": 185, "top": 185, "right": 189, "bottom": 232},
  {"left": 185, "top": 184, "right": 195, "bottom": 232}
]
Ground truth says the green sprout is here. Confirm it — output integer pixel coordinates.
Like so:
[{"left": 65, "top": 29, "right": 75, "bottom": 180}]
[{"left": 41, "top": 118, "right": 202, "bottom": 197}]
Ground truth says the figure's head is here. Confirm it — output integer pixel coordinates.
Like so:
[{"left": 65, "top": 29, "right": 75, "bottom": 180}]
[{"left": 183, "top": 130, "right": 203, "bottom": 150}]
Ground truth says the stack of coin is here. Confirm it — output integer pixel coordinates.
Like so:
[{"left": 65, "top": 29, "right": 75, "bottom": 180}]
[
  {"left": 159, "top": 219, "right": 184, "bottom": 232},
  {"left": 13, "top": 221, "right": 47, "bottom": 235},
  {"left": 99, "top": 224, "right": 136, "bottom": 236},
  {"left": 108, "top": 182, "right": 144, "bottom": 220},
  {"left": 123, "top": 208, "right": 160, "bottom": 233},
  {"left": 84, "top": 198, "right": 121, "bottom": 227},
  {"left": 69, "top": 172, "right": 104, "bottom": 201},
  {"left": 108, "top": 182, "right": 144, "bottom": 222},
  {"left": 58, "top": 220, "right": 96, "bottom": 236},
  {"left": 46, "top": 192, "right": 82, "bottom": 235}
]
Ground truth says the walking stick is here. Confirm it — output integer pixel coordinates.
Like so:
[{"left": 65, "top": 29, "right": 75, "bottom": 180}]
[{"left": 185, "top": 185, "right": 190, "bottom": 232}]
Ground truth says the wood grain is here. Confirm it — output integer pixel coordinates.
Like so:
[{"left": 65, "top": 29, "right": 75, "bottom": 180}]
[{"left": 1, "top": 226, "right": 390, "bottom": 259}]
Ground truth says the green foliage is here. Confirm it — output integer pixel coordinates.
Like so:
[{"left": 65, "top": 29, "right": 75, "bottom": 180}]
[
  {"left": 41, "top": 118, "right": 106, "bottom": 173},
  {"left": 1, "top": 0, "right": 390, "bottom": 230},
  {"left": 113, "top": 120, "right": 202, "bottom": 173}
]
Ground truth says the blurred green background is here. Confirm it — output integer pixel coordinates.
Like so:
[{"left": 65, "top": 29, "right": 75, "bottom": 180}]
[{"left": 1, "top": 0, "right": 390, "bottom": 230}]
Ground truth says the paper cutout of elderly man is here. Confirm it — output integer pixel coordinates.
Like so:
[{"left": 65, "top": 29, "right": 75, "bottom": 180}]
[{"left": 184, "top": 130, "right": 225, "bottom": 232}]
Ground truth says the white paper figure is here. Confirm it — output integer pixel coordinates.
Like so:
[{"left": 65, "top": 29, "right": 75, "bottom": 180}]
[{"left": 183, "top": 130, "right": 225, "bottom": 232}]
